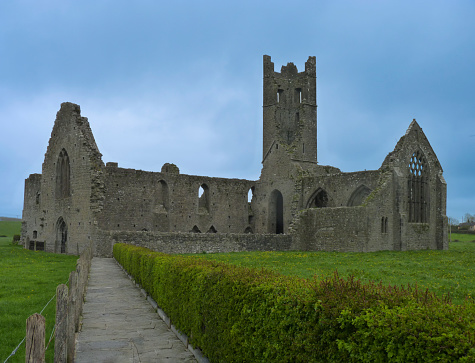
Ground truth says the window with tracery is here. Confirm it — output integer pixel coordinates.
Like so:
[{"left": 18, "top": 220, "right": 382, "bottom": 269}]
[{"left": 408, "top": 151, "right": 429, "bottom": 223}]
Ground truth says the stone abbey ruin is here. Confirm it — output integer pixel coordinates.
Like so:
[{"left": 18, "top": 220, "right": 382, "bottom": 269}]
[{"left": 22, "top": 55, "right": 448, "bottom": 256}]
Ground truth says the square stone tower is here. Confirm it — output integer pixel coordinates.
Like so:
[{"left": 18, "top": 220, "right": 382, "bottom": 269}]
[{"left": 262, "top": 55, "right": 317, "bottom": 165}]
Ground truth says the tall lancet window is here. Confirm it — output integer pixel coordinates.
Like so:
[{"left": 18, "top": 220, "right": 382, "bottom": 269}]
[
  {"left": 56, "top": 149, "right": 71, "bottom": 198},
  {"left": 408, "top": 150, "right": 429, "bottom": 223}
]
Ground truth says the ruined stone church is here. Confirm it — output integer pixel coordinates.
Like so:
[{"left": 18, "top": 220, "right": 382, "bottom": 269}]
[{"left": 22, "top": 55, "right": 448, "bottom": 256}]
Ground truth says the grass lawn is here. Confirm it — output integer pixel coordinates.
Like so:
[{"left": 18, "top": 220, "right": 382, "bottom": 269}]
[
  {"left": 192, "top": 234, "right": 475, "bottom": 305},
  {"left": 449, "top": 231, "right": 475, "bottom": 242},
  {"left": 0, "top": 221, "right": 78, "bottom": 363}
]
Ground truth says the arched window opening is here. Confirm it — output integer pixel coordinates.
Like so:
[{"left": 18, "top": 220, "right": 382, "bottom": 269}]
[
  {"left": 347, "top": 185, "right": 372, "bottom": 206},
  {"left": 277, "top": 89, "right": 284, "bottom": 103},
  {"left": 56, "top": 149, "right": 70, "bottom": 199},
  {"left": 268, "top": 189, "right": 284, "bottom": 234},
  {"left": 156, "top": 180, "right": 169, "bottom": 211},
  {"left": 408, "top": 151, "right": 429, "bottom": 223},
  {"left": 307, "top": 188, "right": 329, "bottom": 208},
  {"left": 56, "top": 217, "right": 67, "bottom": 254},
  {"left": 247, "top": 187, "right": 254, "bottom": 203},
  {"left": 381, "top": 217, "right": 388, "bottom": 233},
  {"left": 247, "top": 187, "right": 255, "bottom": 218},
  {"left": 295, "top": 88, "right": 302, "bottom": 104},
  {"left": 198, "top": 184, "right": 210, "bottom": 213},
  {"left": 244, "top": 226, "right": 253, "bottom": 234}
]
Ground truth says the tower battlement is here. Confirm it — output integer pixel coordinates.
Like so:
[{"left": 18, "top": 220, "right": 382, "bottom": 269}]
[{"left": 263, "top": 55, "right": 317, "bottom": 164}]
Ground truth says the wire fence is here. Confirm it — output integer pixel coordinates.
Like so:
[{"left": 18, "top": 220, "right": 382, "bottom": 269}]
[
  {"left": 3, "top": 242, "right": 92, "bottom": 362},
  {"left": 3, "top": 286, "right": 60, "bottom": 363}
]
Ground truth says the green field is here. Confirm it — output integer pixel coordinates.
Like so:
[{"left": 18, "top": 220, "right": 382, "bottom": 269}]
[
  {"left": 0, "top": 221, "right": 78, "bottom": 363},
  {"left": 449, "top": 231, "right": 475, "bottom": 242},
  {"left": 192, "top": 234, "right": 475, "bottom": 305}
]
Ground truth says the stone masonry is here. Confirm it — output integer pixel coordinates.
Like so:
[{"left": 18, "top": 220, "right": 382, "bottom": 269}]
[{"left": 21, "top": 55, "right": 448, "bottom": 256}]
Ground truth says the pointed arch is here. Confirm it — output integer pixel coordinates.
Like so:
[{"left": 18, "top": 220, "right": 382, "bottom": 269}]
[
  {"left": 408, "top": 150, "right": 429, "bottom": 223},
  {"left": 247, "top": 187, "right": 254, "bottom": 203},
  {"left": 306, "top": 188, "right": 329, "bottom": 208},
  {"left": 191, "top": 225, "right": 201, "bottom": 233},
  {"left": 198, "top": 184, "right": 210, "bottom": 213},
  {"left": 56, "top": 149, "right": 70, "bottom": 198},
  {"left": 347, "top": 185, "right": 372, "bottom": 206},
  {"left": 268, "top": 189, "right": 284, "bottom": 234},
  {"left": 157, "top": 180, "right": 169, "bottom": 211},
  {"left": 55, "top": 217, "right": 68, "bottom": 253},
  {"left": 207, "top": 225, "right": 217, "bottom": 233}
]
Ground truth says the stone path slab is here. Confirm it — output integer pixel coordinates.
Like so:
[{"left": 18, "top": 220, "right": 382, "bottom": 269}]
[{"left": 75, "top": 257, "right": 197, "bottom": 363}]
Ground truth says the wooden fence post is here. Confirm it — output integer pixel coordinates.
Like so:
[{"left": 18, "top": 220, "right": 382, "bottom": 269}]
[
  {"left": 54, "top": 284, "right": 68, "bottom": 363},
  {"left": 75, "top": 263, "right": 83, "bottom": 331},
  {"left": 67, "top": 271, "right": 77, "bottom": 362},
  {"left": 25, "top": 313, "right": 45, "bottom": 363}
]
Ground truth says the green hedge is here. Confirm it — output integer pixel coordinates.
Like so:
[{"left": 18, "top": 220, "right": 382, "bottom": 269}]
[{"left": 113, "top": 243, "right": 475, "bottom": 362}]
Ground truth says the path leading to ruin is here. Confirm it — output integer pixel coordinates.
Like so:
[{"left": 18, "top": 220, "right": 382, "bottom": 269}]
[{"left": 75, "top": 257, "right": 197, "bottom": 363}]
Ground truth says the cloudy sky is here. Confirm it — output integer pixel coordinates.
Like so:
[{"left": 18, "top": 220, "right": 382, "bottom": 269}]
[{"left": 1, "top": 0, "right": 474, "bottom": 221}]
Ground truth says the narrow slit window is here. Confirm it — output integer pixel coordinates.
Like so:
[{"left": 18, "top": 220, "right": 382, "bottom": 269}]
[
  {"left": 295, "top": 88, "right": 302, "bottom": 103},
  {"left": 277, "top": 89, "right": 284, "bottom": 103}
]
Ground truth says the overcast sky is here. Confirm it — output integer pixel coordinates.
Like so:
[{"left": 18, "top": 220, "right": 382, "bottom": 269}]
[{"left": 1, "top": 0, "right": 474, "bottom": 221}]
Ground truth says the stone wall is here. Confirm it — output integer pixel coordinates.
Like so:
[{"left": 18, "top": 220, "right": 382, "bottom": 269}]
[
  {"left": 290, "top": 206, "right": 373, "bottom": 252},
  {"left": 98, "top": 163, "right": 256, "bottom": 234},
  {"left": 300, "top": 170, "right": 381, "bottom": 208},
  {"left": 21, "top": 173, "right": 42, "bottom": 246},
  {"left": 23, "top": 103, "right": 104, "bottom": 255},
  {"left": 101, "top": 231, "right": 293, "bottom": 257},
  {"left": 20, "top": 56, "right": 448, "bottom": 257}
]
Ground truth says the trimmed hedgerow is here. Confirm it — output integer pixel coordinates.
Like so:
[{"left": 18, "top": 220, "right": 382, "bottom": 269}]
[{"left": 113, "top": 243, "right": 475, "bottom": 362}]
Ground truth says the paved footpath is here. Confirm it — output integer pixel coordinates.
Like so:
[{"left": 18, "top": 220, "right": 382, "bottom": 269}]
[{"left": 75, "top": 257, "right": 197, "bottom": 363}]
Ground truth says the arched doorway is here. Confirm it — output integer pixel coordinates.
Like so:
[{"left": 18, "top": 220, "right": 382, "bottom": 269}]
[
  {"left": 269, "top": 190, "right": 284, "bottom": 234},
  {"left": 56, "top": 218, "right": 68, "bottom": 253}
]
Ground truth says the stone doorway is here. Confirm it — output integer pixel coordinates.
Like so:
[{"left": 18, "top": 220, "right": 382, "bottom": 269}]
[
  {"left": 269, "top": 190, "right": 284, "bottom": 234},
  {"left": 56, "top": 218, "right": 68, "bottom": 253}
]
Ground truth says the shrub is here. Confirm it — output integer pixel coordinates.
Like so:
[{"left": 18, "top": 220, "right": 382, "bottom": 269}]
[
  {"left": 12, "top": 234, "right": 20, "bottom": 244},
  {"left": 113, "top": 243, "right": 475, "bottom": 362}
]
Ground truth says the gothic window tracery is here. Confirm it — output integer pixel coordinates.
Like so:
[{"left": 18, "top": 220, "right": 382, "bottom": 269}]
[{"left": 408, "top": 150, "right": 429, "bottom": 223}]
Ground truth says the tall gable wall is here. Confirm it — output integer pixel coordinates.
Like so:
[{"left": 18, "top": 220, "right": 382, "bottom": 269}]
[{"left": 25, "top": 103, "right": 105, "bottom": 254}]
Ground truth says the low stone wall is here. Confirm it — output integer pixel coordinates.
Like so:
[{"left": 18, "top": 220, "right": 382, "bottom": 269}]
[{"left": 99, "top": 230, "right": 294, "bottom": 256}]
